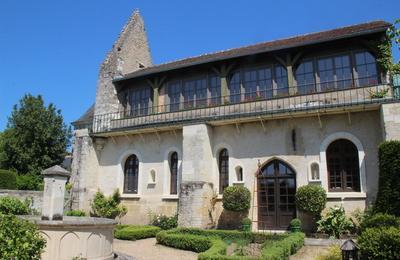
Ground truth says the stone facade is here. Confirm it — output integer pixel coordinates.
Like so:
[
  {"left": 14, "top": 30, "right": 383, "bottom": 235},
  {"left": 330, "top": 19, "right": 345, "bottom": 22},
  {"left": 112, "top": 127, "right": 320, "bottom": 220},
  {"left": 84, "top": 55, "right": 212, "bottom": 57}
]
[
  {"left": 71, "top": 15, "right": 399, "bottom": 230},
  {"left": 94, "top": 10, "right": 152, "bottom": 116}
]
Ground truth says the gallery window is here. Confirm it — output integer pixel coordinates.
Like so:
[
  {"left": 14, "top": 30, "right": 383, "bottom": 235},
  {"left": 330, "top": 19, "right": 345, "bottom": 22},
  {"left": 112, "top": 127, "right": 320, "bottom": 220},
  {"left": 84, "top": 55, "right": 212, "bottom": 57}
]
[
  {"left": 295, "top": 60, "right": 316, "bottom": 94},
  {"left": 169, "top": 152, "right": 178, "bottom": 195},
  {"left": 124, "top": 154, "right": 139, "bottom": 194},
  {"left": 326, "top": 139, "right": 360, "bottom": 192},
  {"left": 355, "top": 51, "right": 378, "bottom": 86},
  {"left": 219, "top": 149, "right": 229, "bottom": 194}
]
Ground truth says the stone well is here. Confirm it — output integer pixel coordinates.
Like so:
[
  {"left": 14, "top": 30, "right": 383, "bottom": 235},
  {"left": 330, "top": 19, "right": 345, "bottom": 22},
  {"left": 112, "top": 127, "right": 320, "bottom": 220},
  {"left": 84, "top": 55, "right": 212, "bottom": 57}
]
[
  {"left": 21, "top": 165, "right": 116, "bottom": 260},
  {"left": 24, "top": 216, "right": 116, "bottom": 260}
]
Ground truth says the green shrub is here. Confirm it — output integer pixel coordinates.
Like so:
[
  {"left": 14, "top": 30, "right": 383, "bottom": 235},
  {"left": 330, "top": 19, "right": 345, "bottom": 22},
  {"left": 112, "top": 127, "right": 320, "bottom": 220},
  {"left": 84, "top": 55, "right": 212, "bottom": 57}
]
[
  {"left": 241, "top": 217, "right": 252, "bottom": 226},
  {"left": 261, "top": 232, "right": 305, "bottom": 260},
  {"left": 156, "top": 228, "right": 301, "bottom": 259},
  {"left": 315, "top": 245, "right": 341, "bottom": 260},
  {"left": 358, "top": 227, "right": 400, "bottom": 259},
  {"left": 0, "top": 196, "right": 30, "bottom": 215},
  {"left": 374, "top": 141, "right": 400, "bottom": 216},
  {"left": 156, "top": 230, "right": 213, "bottom": 252},
  {"left": 222, "top": 186, "right": 251, "bottom": 212},
  {"left": 0, "top": 169, "right": 17, "bottom": 189},
  {"left": 151, "top": 213, "right": 178, "bottom": 230},
  {"left": 0, "top": 214, "right": 46, "bottom": 259},
  {"left": 360, "top": 213, "right": 400, "bottom": 231},
  {"left": 295, "top": 184, "right": 327, "bottom": 217},
  {"left": 65, "top": 209, "right": 86, "bottom": 217},
  {"left": 290, "top": 218, "right": 301, "bottom": 232},
  {"left": 114, "top": 225, "right": 161, "bottom": 240},
  {"left": 90, "top": 190, "right": 127, "bottom": 219},
  {"left": 16, "top": 174, "right": 43, "bottom": 191},
  {"left": 317, "top": 206, "right": 353, "bottom": 238}
]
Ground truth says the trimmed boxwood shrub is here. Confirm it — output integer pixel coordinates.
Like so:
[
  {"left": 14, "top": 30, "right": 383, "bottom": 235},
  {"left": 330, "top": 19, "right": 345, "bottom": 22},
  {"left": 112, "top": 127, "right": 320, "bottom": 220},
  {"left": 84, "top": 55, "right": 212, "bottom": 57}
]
[
  {"left": 261, "top": 232, "right": 305, "bottom": 260},
  {"left": 374, "top": 141, "right": 400, "bottom": 216},
  {"left": 0, "top": 214, "right": 46, "bottom": 259},
  {"left": 114, "top": 225, "right": 161, "bottom": 241},
  {"left": 0, "top": 196, "right": 30, "bottom": 215},
  {"left": 0, "top": 169, "right": 17, "bottom": 189},
  {"left": 156, "top": 230, "right": 212, "bottom": 252},
  {"left": 295, "top": 184, "right": 327, "bottom": 217},
  {"left": 156, "top": 228, "right": 304, "bottom": 259},
  {"left": 358, "top": 227, "right": 400, "bottom": 259},
  {"left": 360, "top": 213, "right": 400, "bottom": 231},
  {"left": 222, "top": 186, "right": 251, "bottom": 212},
  {"left": 65, "top": 209, "right": 86, "bottom": 217}
]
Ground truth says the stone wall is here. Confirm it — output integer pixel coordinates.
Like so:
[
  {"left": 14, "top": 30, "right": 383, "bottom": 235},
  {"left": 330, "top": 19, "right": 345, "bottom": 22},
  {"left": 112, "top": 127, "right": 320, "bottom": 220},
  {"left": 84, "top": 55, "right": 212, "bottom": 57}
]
[
  {"left": 83, "top": 110, "right": 384, "bottom": 229},
  {"left": 0, "top": 189, "right": 43, "bottom": 213},
  {"left": 94, "top": 10, "right": 152, "bottom": 116}
]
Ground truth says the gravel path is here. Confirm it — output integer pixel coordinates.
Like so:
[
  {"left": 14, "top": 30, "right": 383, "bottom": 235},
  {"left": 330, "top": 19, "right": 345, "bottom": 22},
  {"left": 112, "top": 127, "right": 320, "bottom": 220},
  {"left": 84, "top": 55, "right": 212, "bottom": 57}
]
[
  {"left": 114, "top": 238, "right": 198, "bottom": 260},
  {"left": 289, "top": 245, "right": 330, "bottom": 260}
]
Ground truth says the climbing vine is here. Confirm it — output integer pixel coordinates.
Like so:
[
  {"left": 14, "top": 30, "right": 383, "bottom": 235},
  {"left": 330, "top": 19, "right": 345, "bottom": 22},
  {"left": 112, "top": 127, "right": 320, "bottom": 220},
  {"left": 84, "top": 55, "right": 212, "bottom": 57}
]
[{"left": 374, "top": 19, "right": 400, "bottom": 75}]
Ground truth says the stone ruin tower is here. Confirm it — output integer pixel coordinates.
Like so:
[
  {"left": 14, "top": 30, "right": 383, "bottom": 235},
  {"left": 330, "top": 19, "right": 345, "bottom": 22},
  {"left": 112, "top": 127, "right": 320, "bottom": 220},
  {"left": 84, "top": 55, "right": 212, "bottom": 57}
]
[{"left": 70, "top": 10, "right": 152, "bottom": 210}]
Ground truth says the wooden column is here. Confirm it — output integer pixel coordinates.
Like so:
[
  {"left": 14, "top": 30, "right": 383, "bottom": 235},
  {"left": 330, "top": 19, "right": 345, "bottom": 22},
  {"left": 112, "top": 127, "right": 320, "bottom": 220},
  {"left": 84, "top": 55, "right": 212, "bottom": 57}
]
[
  {"left": 212, "top": 63, "right": 235, "bottom": 104},
  {"left": 147, "top": 76, "right": 166, "bottom": 114},
  {"left": 275, "top": 52, "right": 303, "bottom": 95}
]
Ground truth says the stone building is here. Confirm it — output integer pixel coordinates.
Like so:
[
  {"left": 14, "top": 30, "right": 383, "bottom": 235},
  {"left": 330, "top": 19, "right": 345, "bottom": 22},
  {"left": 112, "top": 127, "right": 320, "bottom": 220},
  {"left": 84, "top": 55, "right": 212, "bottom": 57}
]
[{"left": 72, "top": 11, "right": 400, "bottom": 230}]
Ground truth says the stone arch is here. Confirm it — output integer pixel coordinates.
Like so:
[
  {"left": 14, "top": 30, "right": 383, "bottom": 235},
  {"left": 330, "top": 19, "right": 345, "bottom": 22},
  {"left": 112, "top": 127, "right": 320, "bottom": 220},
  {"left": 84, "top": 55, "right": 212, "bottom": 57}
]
[
  {"left": 118, "top": 149, "right": 143, "bottom": 195},
  {"left": 59, "top": 232, "right": 80, "bottom": 259},
  {"left": 163, "top": 146, "right": 182, "bottom": 196},
  {"left": 320, "top": 132, "right": 366, "bottom": 193}
]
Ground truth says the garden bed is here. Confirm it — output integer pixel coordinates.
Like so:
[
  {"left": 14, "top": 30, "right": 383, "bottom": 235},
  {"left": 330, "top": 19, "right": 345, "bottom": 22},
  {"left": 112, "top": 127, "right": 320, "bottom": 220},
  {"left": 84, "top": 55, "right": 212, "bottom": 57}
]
[{"left": 156, "top": 228, "right": 305, "bottom": 260}]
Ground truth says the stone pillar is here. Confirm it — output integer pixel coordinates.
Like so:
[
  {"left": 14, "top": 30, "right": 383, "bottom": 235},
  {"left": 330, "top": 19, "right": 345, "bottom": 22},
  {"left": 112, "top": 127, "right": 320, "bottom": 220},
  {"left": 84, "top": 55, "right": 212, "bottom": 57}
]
[
  {"left": 70, "top": 129, "right": 101, "bottom": 212},
  {"left": 41, "top": 166, "right": 70, "bottom": 221},
  {"left": 380, "top": 103, "right": 400, "bottom": 140},
  {"left": 178, "top": 124, "right": 215, "bottom": 228}
]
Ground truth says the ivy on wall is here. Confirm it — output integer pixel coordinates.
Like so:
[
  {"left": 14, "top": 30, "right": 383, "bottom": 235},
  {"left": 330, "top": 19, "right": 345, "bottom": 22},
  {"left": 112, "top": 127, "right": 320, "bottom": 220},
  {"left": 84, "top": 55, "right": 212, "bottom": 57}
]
[{"left": 374, "top": 19, "right": 400, "bottom": 75}]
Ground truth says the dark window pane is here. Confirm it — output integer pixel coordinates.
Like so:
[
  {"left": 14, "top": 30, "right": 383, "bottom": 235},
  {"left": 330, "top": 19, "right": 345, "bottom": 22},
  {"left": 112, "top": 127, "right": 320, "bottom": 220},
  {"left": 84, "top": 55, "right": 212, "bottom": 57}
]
[
  {"left": 229, "top": 72, "right": 241, "bottom": 103},
  {"left": 327, "top": 139, "right": 360, "bottom": 192},
  {"left": 170, "top": 152, "right": 178, "bottom": 195},
  {"left": 219, "top": 149, "right": 229, "bottom": 194},
  {"left": 124, "top": 154, "right": 139, "bottom": 194}
]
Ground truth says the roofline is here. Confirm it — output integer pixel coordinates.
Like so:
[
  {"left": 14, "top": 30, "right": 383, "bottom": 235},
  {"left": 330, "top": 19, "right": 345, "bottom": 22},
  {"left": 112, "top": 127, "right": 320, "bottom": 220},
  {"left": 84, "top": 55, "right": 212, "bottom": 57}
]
[{"left": 113, "top": 21, "right": 390, "bottom": 83}]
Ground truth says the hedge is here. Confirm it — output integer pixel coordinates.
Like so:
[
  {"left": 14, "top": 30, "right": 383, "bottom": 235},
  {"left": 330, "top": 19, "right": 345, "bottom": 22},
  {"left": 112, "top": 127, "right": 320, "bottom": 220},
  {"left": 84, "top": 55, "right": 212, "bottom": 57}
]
[
  {"left": 374, "top": 141, "right": 400, "bottom": 216},
  {"left": 65, "top": 209, "right": 86, "bottom": 217},
  {"left": 358, "top": 226, "right": 400, "bottom": 259},
  {"left": 155, "top": 228, "right": 304, "bottom": 260},
  {"left": 114, "top": 225, "right": 161, "bottom": 241},
  {"left": 0, "top": 196, "right": 30, "bottom": 215},
  {"left": 261, "top": 232, "right": 305, "bottom": 260},
  {"left": 360, "top": 213, "right": 400, "bottom": 231},
  {"left": 0, "top": 169, "right": 17, "bottom": 189}
]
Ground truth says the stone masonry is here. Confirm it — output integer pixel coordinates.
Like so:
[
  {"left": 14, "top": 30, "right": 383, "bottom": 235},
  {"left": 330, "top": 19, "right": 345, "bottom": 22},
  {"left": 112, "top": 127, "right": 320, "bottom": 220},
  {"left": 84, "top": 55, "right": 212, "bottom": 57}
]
[{"left": 94, "top": 10, "right": 153, "bottom": 116}]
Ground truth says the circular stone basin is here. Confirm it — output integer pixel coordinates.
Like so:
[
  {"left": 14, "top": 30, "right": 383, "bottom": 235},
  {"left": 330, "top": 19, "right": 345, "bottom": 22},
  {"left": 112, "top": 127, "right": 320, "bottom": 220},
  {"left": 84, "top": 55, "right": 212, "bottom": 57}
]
[{"left": 21, "top": 216, "right": 116, "bottom": 260}]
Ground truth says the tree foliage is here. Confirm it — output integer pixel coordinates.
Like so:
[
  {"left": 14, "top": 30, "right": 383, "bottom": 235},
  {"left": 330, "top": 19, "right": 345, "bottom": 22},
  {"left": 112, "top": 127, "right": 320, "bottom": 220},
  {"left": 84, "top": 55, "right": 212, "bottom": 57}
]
[{"left": 0, "top": 94, "right": 71, "bottom": 176}]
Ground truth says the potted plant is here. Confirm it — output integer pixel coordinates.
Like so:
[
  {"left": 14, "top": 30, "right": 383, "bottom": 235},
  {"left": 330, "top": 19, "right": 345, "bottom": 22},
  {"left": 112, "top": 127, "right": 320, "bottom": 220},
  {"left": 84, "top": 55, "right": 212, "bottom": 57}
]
[
  {"left": 290, "top": 218, "right": 302, "bottom": 232},
  {"left": 241, "top": 217, "right": 252, "bottom": 231}
]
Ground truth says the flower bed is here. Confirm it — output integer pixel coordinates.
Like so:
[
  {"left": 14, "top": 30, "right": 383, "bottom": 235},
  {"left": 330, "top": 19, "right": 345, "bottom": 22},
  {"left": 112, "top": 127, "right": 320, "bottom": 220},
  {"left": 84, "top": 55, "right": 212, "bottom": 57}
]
[
  {"left": 156, "top": 228, "right": 304, "bottom": 260},
  {"left": 114, "top": 225, "right": 161, "bottom": 241}
]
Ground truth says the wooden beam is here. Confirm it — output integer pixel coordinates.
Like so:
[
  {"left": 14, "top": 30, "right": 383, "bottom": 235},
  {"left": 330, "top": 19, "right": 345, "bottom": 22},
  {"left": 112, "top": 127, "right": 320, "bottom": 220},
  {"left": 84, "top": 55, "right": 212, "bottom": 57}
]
[
  {"left": 235, "top": 122, "right": 241, "bottom": 134},
  {"left": 347, "top": 111, "right": 352, "bottom": 125},
  {"left": 317, "top": 112, "right": 323, "bottom": 128},
  {"left": 259, "top": 117, "right": 266, "bottom": 132},
  {"left": 274, "top": 55, "right": 286, "bottom": 67},
  {"left": 292, "top": 51, "right": 304, "bottom": 66}
]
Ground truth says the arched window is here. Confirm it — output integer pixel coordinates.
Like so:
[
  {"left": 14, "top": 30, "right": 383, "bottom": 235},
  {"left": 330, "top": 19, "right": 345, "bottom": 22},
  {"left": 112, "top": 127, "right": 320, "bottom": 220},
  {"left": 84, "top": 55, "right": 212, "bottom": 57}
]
[
  {"left": 327, "top": 139, "right": 360, "bottom": 192},
  {"left": 219, "top": 149, "right": 229, "bottom": 194},
  {"left": 124, "top": 154, "right": 139, "bottom": 194},
  {"left": 170, "top": 152, "right": 178, "bottom": 195}
]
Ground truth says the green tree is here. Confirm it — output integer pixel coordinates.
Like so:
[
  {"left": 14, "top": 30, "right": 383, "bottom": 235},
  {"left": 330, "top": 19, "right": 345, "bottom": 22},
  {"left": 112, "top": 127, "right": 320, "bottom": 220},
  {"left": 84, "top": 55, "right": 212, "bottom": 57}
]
[{"left": 0, "top": 94, "right": 71, "bottom": 176}]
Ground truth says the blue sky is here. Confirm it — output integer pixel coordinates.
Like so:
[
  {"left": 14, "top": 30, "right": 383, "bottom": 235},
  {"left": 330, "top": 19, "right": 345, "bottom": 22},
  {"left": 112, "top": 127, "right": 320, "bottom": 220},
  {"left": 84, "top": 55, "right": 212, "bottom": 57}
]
[{"left": 0, "top": 0, "right": 399, "bottom": 130}]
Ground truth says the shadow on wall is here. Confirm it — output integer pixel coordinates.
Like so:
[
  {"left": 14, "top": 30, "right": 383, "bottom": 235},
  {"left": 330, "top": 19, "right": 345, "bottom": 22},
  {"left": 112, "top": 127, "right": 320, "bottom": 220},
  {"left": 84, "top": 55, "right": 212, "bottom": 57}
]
[{"left": 217, "top": 209, "right": 248, "bottom": 230}]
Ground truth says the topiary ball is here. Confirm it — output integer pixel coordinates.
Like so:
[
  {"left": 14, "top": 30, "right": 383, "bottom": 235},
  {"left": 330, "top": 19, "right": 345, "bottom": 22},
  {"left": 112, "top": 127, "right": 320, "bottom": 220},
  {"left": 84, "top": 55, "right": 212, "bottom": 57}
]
[
  {"left": 222, "top": 186, "right": 251, "bottom": 212},
  {"left": 295, "top": 184, "right": 327, "bottom": 216}
]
